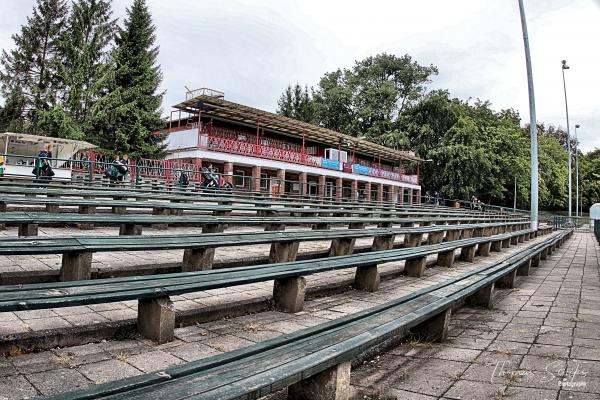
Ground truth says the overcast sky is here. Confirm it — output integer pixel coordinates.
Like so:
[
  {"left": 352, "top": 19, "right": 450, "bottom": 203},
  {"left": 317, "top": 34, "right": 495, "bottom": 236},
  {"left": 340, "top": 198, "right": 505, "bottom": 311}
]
[{"left": 1, "top": 0, "right": 598, "bottom": 151}]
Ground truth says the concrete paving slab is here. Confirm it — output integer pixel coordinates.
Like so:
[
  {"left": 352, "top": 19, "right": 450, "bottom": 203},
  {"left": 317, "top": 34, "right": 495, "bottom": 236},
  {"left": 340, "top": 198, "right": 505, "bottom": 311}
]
[{"left": 0, "top": 230, "right": 596, "bottom": 399}]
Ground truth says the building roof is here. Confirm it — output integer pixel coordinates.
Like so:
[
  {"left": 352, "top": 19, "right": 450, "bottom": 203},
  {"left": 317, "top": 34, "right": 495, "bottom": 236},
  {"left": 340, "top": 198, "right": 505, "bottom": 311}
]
[{"left": 172, "top": 91, "right": 421, "bottom": 163}]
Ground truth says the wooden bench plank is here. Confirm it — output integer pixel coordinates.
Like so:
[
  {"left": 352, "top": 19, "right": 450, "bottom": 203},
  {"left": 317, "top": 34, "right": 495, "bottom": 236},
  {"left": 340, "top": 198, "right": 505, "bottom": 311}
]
[
  {"left": 0, "top": 228, "right": 542, "bottom": 309},
  {"left": 40, "top": 229, "right": 570, "bottom": 400}
]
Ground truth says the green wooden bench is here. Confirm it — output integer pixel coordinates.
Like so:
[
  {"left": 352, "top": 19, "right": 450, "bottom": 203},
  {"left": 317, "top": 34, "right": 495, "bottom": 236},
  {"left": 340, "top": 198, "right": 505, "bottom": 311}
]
[
  {"left": 0, "top": 221, "right": 531, "bottom": 281},
  {"left": 0, "top": 179, "right": 521, "bottom": 222},
  {"left": 0, "top": 193, "right": 515, "bottom": 223},
  {"left": 0, "top": 183, "right": 493, "bottom": 215},
  {"left": 36, "top": 229, "right": 571, "bottom": 400},
  {"left": 0, "top": 179, "right": 504, "bottom": 215},
  {"left": 0, "top": 227, "right": 561, "bottom": 346},
  {"left": 0, "top": 204, "right": 525, "bottom": 237}
]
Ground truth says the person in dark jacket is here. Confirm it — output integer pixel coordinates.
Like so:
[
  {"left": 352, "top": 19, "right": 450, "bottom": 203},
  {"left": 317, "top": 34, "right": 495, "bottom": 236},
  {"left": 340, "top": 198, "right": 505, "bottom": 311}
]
[{"left": 34, "top": 144, "right": 54, "bottom": 182}]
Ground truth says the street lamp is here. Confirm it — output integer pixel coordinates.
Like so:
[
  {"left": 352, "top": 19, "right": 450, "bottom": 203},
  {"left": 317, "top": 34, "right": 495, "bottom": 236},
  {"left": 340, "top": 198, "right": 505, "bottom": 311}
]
[
  {"left": 518, "top": 0, "right": 539, "bottom": 231},
  {"left": 575, "top": 124, "right": 580, "bottom": 217},
  {"left": 561, "top": 59, "right": 572, "bottom": 218}
]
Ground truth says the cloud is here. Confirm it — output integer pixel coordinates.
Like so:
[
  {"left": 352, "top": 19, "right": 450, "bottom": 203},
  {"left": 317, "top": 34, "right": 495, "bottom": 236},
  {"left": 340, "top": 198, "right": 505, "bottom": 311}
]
[{"left": 1, "top": 0, "right": 598, "bottom": 151}]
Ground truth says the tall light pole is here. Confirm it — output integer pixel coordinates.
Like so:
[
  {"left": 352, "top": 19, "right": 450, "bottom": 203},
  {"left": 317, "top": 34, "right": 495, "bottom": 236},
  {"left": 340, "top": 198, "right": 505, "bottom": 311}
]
[
  {"left": 561, "top": 60, "right": 572, "bottom": 218},
  {"left": 575, "top": 124, "right": 580, "bottom": 217},
  {"left": 518, "top": 0, "right": 538, "bottom": 231}
]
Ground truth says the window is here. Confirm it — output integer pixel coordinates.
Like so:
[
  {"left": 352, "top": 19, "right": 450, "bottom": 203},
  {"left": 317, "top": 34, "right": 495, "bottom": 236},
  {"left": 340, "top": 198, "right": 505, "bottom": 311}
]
[
  {"left": 260, "top": 173, "right": 269, "bottom": 189},
  {"left": 234, "top": 170, "right": 245, "bottom": 187},
  {"left": 325, "top": 182, "right": 334, "bottom": 198}
]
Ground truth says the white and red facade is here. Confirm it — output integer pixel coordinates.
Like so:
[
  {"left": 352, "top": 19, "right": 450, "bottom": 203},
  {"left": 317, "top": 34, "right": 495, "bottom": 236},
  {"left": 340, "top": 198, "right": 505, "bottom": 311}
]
[{"left": 161, "top": 89, "right": 423, "bottom": 203}]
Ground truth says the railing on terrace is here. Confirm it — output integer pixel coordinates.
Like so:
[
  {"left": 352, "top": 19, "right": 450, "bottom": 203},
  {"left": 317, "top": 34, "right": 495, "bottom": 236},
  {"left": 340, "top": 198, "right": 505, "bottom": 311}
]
[
  {"left": 546, "top": 215, "right": 593, "bottom": 232},
  {"left": 0, "top": 153, "right": 537, "bottom": 218},
  {"left": 206, "top": 126, "right": 418, "bottom": 184},
  {"left": 185, "top": 87, "right": 224, "bottom": 100},
  {"left": 159, "top": 123, "right": 419, "bottom": 184},
  {"left": 71, "top": 152, "right": 205, "bottom": 184}
]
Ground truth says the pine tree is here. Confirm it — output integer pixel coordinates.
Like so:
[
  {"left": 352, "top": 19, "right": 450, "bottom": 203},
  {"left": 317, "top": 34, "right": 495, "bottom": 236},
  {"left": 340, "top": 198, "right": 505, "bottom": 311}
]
[
  {"left": 60, "top": 0, "right": 115, "bottom": 132},
  {"left": 276, "top": 83, "right": 316, "bottom": 123},
  {"left": 91, "top": 0, "right": 165, "bottom": 157},
  {"left": 277, "top": 85, "right": 294, "bottom": 118},
  {"left": 0, "top": 87, "right": 26, "bottom": 132},
  {"left": 0, "top": 0, "right": 69, "bottom": 132}
]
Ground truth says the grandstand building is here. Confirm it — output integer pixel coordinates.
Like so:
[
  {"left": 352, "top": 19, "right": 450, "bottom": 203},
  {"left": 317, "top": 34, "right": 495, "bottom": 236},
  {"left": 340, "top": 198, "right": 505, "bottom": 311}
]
[{"left": 161, "top": 88, "right": 423, "bottom": 203}]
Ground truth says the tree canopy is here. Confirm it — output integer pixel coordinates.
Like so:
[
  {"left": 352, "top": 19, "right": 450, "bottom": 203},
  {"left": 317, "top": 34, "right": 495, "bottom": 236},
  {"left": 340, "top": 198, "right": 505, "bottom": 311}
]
[
  {"left": 277, "top": 55, "right": 598, "bottom": 212},
  {"left": 0, "top": 0, "right": 164, "bottom": 157}
]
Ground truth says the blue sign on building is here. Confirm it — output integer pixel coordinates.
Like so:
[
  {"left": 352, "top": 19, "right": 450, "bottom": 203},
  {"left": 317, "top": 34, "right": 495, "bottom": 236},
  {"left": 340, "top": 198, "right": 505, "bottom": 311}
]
[
  {"left": 352, "top": 164, "right": 369, "bottom": 174},
  {"left": 321, "top": 158, "right": 340, "bottom": 170}
]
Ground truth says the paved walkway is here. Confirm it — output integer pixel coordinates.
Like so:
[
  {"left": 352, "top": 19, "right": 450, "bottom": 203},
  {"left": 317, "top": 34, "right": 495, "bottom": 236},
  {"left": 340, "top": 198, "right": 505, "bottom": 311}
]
[
  {"left": 352, "top": 231, "right": 600, "bottom": 399},
  {"left": 0, "top": 230, "right": 581, "bottom": 399}
]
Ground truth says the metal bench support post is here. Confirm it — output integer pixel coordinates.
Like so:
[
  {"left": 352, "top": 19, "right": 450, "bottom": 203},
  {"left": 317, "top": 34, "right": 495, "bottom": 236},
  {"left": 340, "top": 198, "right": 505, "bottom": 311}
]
[
  {"left": 137, "top": 296, "right": 175, "bottom": 344},
  {"left": 540, "top": 247, "right": 549, "bottom": 260},
  {"left": 60, "top": 252, "right": 92, "bottom": 281},
  {"left": 288, "top": 361, "right": 351, "bottom": 400},
  {"left": 273, "top": 277, "right": 306, "bottom": 313}
]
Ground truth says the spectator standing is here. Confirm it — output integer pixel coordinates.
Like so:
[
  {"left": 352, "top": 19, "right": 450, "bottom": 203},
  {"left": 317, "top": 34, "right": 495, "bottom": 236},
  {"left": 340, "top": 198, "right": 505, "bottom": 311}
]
[
  {"left": 34, "top": 144, "right": 54, "bottom": 182},
  {"left": 120, "top": 154, "right": 131, "bottom": 183}
]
